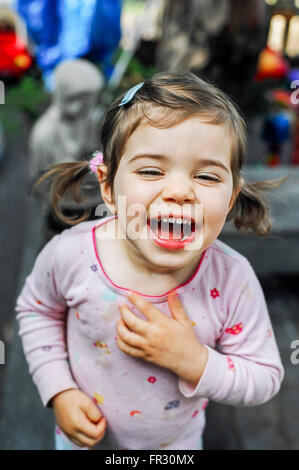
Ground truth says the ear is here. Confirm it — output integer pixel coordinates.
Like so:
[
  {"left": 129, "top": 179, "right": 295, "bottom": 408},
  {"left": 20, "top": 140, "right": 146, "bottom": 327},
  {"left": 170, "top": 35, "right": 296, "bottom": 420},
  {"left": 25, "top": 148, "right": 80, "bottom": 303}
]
[
  {"left": 228, "top": 178, "right": 243, "bottom": 212},
  {"left": 96, "top": 165, "right": 116, "bottom": 214}
]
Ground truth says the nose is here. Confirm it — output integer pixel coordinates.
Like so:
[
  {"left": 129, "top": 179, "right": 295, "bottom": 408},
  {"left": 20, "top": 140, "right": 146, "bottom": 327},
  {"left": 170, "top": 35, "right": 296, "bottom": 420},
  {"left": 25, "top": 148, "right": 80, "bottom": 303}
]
[{"left": 161, "top": 173, "right": 195, "bottom": 204}]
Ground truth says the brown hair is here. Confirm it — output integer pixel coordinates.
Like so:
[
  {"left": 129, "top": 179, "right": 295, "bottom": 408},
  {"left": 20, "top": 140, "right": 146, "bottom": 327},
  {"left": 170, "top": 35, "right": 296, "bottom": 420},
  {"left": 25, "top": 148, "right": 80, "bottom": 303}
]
[{"left": 33, "top": 71, "right": 287, "bottom": 235}]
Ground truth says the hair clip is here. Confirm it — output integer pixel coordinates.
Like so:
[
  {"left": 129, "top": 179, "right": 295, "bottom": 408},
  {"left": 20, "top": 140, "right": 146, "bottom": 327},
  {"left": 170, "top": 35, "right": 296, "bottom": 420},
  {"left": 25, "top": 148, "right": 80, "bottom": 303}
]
[
  {"left": 118, "top": 82, "right": 144, "bottom": 107},
  {"left": 89, "top": 151, "right": 104, "bottom": 174}
]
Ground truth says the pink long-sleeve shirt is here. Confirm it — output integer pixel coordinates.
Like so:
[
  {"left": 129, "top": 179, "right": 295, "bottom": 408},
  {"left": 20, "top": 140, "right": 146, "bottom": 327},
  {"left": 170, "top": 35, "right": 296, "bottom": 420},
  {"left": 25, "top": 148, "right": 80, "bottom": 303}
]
[{"left": 16, "top": 216, "right": 284, "bottom": 450}]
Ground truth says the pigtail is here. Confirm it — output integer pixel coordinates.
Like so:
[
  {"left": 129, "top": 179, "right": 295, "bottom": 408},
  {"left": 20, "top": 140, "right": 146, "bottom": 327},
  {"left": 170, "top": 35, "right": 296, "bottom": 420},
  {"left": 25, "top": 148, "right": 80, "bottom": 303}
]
[
  {"left": 228, "top": 176, "right": 289, "bottom": 237},
  {"left": 32, "top": 161, "right": 93, "bottom": 225}
]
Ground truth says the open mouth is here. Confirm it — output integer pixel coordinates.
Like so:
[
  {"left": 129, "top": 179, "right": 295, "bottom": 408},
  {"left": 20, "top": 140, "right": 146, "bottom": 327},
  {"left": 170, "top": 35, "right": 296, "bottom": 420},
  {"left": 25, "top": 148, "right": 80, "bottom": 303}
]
[
  {"left": 148, "top": 217, "right": 195, "bottom": 241},
  {"left": 147, "top": 215, "right": 196, "bottom": 242}
]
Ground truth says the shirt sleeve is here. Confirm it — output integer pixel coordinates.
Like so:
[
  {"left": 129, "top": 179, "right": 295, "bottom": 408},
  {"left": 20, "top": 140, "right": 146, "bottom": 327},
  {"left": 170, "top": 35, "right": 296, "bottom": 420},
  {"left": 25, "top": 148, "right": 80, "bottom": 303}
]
[
  {"left": 15, "top": 234, "right": 79, "bottom": 407},
  {"left": 178, "top": 260, "right": 285, "bottom": 406}
]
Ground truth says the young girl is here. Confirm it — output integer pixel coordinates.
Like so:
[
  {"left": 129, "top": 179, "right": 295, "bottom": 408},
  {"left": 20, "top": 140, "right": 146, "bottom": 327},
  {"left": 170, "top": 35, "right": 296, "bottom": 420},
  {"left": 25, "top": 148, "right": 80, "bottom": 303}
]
[{"left": 16, "top": 72, "right": 284, "bottom": 451}]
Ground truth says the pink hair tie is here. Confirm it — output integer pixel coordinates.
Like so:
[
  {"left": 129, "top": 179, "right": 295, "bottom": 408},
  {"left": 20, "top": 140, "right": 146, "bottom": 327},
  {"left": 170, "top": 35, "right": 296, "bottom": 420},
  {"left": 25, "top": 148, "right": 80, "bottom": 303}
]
[{"left": 89, "top": 151, "right": 104, "bottom": 174}]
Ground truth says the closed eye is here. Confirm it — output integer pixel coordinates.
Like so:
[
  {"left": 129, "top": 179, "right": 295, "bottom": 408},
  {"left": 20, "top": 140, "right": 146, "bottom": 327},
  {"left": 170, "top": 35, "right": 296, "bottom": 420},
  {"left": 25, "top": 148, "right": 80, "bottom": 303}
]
[
  {"left": 195, "top": 174, "right": 220, "bottom": 182},
  {"left": 136, "top": 170, "right": 163, "bottom": 176},
  {"left": 136, "top": 171, "right": 220, "bottom": 181}
]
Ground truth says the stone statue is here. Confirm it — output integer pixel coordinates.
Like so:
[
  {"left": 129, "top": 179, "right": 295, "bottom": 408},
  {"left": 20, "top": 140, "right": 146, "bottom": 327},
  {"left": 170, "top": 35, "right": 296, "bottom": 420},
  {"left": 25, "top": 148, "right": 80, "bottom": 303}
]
[
  {"left": 29, "top": 58, "right": 105, "bottom": 239},
  {"left": 29, "top": 58, "right": 105, "bottom": 195}
]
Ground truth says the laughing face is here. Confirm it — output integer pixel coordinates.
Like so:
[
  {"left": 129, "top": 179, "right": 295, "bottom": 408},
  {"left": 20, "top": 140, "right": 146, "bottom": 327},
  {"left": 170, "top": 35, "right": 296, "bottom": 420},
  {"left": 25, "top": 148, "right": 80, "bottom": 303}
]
[{"left": 98, "top": 116, "right": 241, "bottom": 275}]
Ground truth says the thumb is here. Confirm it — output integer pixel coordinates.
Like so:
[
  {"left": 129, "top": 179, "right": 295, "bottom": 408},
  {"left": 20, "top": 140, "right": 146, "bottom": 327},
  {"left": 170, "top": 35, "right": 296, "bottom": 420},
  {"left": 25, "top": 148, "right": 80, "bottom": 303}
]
[
  {"left": 82, "top": 396, "right": 102, "bottom": 423},
  {"left": 167, "top": 291, "right": 189, "bottom": 322}
]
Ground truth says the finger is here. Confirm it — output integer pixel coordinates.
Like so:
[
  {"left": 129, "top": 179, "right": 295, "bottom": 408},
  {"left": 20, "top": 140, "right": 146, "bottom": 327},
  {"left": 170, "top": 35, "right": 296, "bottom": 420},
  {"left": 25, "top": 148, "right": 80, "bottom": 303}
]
[
  {"left": 167, "top": 291, "right": 189, "bottom": 322},
  {"left": 126, "top": 291, "right": 161, "bottom": 321},
  {"left": 80, "top": 395, "right": 102, "bottom": 423},
  {"left": 119, "top": 304, "right": 147, "bottom": 336},
  {"left": 116, "top": 330, "right": 145, "bottom": 358},
  {"left": 74, "top": 429, "right": 105, "bottom": 449},
  {"left": 77, "top": 408, "right": 106, "bottom": 439},
  {"left": 75, "top": 419, "right": 103, "bottom": 441},
  {"left": 117, "top": 317, "right": 145, "bottom": 348},
  {"left": 64, "top": 430, "right": 93, "bottom": 449},
  {"left": 69, "top": 436, "right": 90, "bottom": 449},
  {"left": 77, "top": 416, "right": 107, "bottom": 444}
]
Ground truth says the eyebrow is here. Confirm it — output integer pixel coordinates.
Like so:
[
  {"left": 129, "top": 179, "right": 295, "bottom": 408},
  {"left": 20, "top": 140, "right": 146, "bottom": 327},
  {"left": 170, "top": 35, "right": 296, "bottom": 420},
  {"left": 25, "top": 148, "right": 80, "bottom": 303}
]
[{"left": 128, "top": 153, "right": 230, "bottom": 173}]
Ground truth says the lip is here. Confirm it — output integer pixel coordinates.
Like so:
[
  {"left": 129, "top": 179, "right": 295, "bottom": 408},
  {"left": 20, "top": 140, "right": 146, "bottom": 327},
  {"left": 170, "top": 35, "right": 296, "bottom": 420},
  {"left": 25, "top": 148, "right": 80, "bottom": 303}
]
[
  {"left": 148, "top": 226, "right": 196, "bottom": 250},
  {"left": 146, "top": 215, "right": 198, "bottom": 250}
]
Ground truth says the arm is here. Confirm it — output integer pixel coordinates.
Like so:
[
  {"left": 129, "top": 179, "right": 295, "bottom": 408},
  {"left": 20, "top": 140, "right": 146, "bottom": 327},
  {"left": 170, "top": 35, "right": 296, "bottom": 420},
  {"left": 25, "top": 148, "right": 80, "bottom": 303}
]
[
  {"left": 179, "top": 262, "right": 285, "bottom": 406},
  {"left": 116, "top": 267, "right": 284, "bottom": 408},
  {"left": 16, "top": 234, "right": 79, "bottom": 407},
  {"left": 16, "top": 235, "right": 107, "bottom": 447}
]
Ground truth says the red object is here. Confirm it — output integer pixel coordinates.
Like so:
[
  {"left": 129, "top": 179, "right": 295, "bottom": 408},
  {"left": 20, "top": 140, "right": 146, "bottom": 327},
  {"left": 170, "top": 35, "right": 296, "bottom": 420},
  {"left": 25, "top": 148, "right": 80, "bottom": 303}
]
[
  {"left": 270, "top": 90, "right": 292, "bottom": 108},
  {"left": 225, "top": 322, "right": 243, "bottom": 335},
  {"left": 201, "top": 400, "right": 208, "bottom": 410},
  {"left": 210, "top": 288, "right": 220, "bottom": 299},
  {"left": 227, "top": 357, "right": 235, "bottom": 371},
  {"left": 0, "top": 31, "right": 32, "bottom": 77},
  {"left": 147, "top": 376, "right": 157, "bottom": 384},
  {"left": 267, "top": 153, "right": 281, "bottom": 166},
  {"left": 130, "top": 410, "right": 142, "bottom": 417},
  {"left": 255, "top": 46, "right": 289, "bottom": 81}
]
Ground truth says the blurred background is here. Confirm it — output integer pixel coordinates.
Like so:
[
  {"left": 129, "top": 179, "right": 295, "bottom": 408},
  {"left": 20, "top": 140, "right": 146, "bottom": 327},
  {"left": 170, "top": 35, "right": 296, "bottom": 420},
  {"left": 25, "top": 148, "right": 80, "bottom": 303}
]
[{"left": 0, "top": 0, "right": 298, "bottom": 450}]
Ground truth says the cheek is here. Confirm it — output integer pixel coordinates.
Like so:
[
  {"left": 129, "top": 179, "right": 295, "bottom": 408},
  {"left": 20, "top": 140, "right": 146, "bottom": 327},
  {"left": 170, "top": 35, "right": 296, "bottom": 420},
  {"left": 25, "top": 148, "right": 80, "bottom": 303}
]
[
  {"left": 201, "top": 189, "right": 232, "bottom": 224},
  {"left": 115, "top": 174, "right": 157, "bottom": 209},
  {"left": 113, "top": 179, "right": 153, "bottom": 236}
]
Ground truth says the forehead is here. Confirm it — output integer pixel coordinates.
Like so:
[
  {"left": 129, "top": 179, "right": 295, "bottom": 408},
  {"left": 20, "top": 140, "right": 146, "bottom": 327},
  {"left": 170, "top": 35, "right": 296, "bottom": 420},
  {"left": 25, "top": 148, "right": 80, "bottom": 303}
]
[{"left": 123, "top": 116, "right": 232, "bottom": 163}]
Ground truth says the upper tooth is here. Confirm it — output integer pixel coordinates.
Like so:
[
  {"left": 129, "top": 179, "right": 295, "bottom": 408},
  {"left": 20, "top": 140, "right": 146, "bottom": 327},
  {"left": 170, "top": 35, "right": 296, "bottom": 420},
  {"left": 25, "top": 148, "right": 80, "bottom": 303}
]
[{"left": 159, "top": 217, "right": 191, "bottom": 224}]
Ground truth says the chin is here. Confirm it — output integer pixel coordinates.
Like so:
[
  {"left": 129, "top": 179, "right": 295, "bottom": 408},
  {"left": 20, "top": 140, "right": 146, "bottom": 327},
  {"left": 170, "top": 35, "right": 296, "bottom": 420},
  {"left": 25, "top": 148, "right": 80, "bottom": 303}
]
[{"left": 139, "top": 238, "right": 202, "bottom": 269}]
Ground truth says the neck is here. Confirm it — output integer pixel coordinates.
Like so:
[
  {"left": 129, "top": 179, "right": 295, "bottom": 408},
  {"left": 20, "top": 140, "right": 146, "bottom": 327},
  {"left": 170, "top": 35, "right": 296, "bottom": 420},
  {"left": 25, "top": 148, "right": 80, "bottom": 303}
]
[{"left": 116, "top": 220, "right": 202, "bottom": 282}]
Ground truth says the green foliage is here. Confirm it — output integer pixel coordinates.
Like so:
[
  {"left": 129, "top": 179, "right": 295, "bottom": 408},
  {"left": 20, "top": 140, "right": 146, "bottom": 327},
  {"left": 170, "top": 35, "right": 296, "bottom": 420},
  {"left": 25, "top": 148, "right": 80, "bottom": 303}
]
[
  {"left": 7, "top": 75, "right": 50, "bottom": 119},
  {"left": 126, "top": 55, "right": 156, "bottom": 82},
  {"left": 101, "top": 48, "right": 157, "bottom": 105},
  {"left": 0, "top": 75, "right": 50, "bottom": 139},
  {"left": 117, "top": 52, "right": 156, "bottom": 92}
]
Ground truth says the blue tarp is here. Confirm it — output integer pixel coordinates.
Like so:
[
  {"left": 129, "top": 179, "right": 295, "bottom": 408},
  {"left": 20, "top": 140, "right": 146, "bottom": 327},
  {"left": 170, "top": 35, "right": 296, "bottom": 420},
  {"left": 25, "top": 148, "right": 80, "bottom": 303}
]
[{"left": 17, "top": 0, "right": 122, "bottom": 90}]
